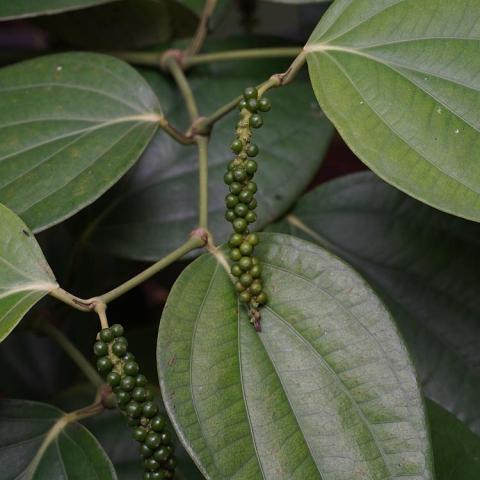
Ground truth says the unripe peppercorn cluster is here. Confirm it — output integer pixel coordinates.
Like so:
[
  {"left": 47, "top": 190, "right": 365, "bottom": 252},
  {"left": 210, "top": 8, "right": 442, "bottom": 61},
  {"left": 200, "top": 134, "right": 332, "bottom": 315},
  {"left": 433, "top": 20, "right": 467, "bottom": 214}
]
[
  {"left": 94, "top": 324, "right": 176, "bottom": 480},
  {"left": 224, "top": 86, "right": 270, "bottom": 330}
]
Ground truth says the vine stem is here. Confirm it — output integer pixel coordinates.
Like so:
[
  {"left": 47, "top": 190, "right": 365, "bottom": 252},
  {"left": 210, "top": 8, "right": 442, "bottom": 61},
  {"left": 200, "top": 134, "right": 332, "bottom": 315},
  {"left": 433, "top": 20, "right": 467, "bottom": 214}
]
[
  {"left": 164, "top": 56, "right": 199, "bottom": 122},
  {"left": 40, "top": 322, "right": 103, "bottom": 388},
  {"left": 50, "top": 234, "right": 207, "bottom": 310},
  {"left": 196, "top": 135, "right": 209, "bottom": 229},
  {"left": 183, "top": 47, "right": 302, "bottom": 68},
  {"left": 184, "top": 0, "right": 218, "bottom": 58}
]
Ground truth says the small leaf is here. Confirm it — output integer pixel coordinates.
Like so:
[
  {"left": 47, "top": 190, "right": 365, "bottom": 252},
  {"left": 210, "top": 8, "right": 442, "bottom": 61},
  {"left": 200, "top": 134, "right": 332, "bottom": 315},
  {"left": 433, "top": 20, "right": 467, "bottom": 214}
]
[
  {"left": 80, "top": 65, "right": 333, "bottom": 260},
  {"left": 269, "top": 172, "right": 480, "bottom": 433},
  {"left": 0, "top": 0, "right": 118, "bottom": 19},
  {"left": 428, "top": 399, "right": 480, "bottom": 479},
  {"left": 306, "top": 0, "right": 480, "bottom": 221},
  {"left": 0, "top": 399, "right": 117, "bottom": 479},
  {"left": 0, "top": 203, "right": 57, "bottom": 342},
  {"left": 0, "top": 52, "right": 161, "bottom": 231},
  {"left": 158, "top": 233, "right": 433, "bottom": 479}
]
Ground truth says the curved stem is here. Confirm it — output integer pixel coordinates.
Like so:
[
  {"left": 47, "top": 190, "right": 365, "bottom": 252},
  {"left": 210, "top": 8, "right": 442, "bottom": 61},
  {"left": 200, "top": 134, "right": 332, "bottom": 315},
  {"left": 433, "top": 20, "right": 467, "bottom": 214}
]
[
  {"left": 183, "top": 47, "right": 301, "bottom": 68},
  {"left": 184, "top": 0, "right": 218, "bottom": 57},
  {"left": 49, "top": 288, "right": 93, "bottom": 312},
  {"left": 98, "top": 235, "right": 205, "bottom": 304},
  {"left": 164, "top": 56, "right": 199, "bottom": 122},
  {"left": 41, "top": 322, "right": 103, "bottom": 387}
]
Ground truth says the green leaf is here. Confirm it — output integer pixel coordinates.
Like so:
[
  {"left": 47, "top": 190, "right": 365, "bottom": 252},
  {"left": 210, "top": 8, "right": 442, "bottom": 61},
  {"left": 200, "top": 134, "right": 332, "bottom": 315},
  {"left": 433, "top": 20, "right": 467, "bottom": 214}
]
[
  {"left": 0, "top": 0, "right": 118, "bottom": 19},
  {"left": 305, "top": 0, "right": 480, "bottom": 221},
  {"left": 0, "top": 203, "right": 57, "bottom": 342},
  {"left": 0, "top": 399, "right": 117, "bottom": 479},
  {"left": 80, "top": 67, "right": 333, "bottom": 260},
  {"left": 0, "top": 52, "right": 161, "bottom": 231},
  {"left": 268, "top": 172, "right": 480, "bottom": 433},
  {"left": 38, "top": 0, "right": 197, "bottom": 50},
  {"left": 158, "top": 232, "right": 433, "bottom": 479},
  {"left": 428, "top": 399, "right": 480, "bottom": 479}
]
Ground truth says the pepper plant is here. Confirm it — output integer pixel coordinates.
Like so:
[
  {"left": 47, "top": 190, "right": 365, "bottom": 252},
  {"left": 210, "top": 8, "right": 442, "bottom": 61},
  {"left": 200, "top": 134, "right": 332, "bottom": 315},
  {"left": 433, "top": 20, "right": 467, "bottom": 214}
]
[{"left": 1, "top": 0, "right": 480, "bottom": 479}]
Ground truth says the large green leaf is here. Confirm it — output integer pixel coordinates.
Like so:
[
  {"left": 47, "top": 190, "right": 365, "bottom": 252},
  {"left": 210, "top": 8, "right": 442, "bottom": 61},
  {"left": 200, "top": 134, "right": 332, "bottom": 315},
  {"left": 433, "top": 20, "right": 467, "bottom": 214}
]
[
  {"left": 0, "top": 52, "right": 161, "bottom": 232},
  {"left": 0, "top": 0, "right": 118, "bottom": 19},
  {"left": 80, "top": 66, "right": 333, "bottom": 260},
  {"left": 0, "top": 399, "right": 117, "bottom": 479},
  {"left": 158, "top": 233, "right": 433, "bottom": 479},
  {"left": 0, "top": 204, "right": 57, "bottom": 342},
  {"left": 428, "top": 399, "right": 480, "bottom": 479},
  {"left": 269, "top": 172, "right": 480, "bottom": 433},
  {"left": 305, "top": 0, "right": 480, "bottom": 221}
]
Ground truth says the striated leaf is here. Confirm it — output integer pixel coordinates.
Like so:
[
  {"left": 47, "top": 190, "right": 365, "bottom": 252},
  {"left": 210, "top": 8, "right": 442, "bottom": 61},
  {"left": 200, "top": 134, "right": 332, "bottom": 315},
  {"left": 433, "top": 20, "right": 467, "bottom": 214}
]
[
  {"left": 0, "top": 399, "right": 117, "bottom": 479},
  {"left": 0, "top": 53, "right": 161, "bottom": 231},
  {"left": 306, "top": 0, "right": 480, "bottom": 221},
  {"left": 269, "top": 172, "right": 480, "bottom": 433},
  {"left": 158, "top": 233, "right": 433, "bottom": 479},
  {"left": 0, "top": 204, "right": 57, "bottom": 342}
]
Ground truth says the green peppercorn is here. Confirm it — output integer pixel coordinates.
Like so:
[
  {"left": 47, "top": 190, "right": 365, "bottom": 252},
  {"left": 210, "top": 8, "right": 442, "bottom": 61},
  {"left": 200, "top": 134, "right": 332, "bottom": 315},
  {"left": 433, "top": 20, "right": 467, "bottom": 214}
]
[
  {"left": 106, "top": 371, "right": 121, "bottom": 387},
  {"left": 99, "top": 328, "right": 114, "bottom": 343},
  {"left": 140, "top": 444, "right": 153, "bottom": 458},
  {"left": 244, "top": 86, "right": 258, "bottom": 100},
  {"left": 223, "top": 172, "right": 234, "bottom": 185},
  {"left": 93, "top": 341, "right": 108, "bottom": 357},
  {"left": 245, "top": 211, "right": 257, "bottom": 224},
  {"left": 225, "top": 209, "right": 236, "bottom": 222},
  {"left": 116, "top": 391, "right": 131, "bottom": 405},
  {"left": 225, "top": 194, "right": 238, "bottom": 208},
  {"left": 247, "top": 233, "right": 259, "bottom": 245},
  {"left": 151, "top": 472, "right": 166, "bottom": 480},
  {"left": 151, "top": 416, "right": 166, "bottom": 432},
  {"left": 240, "top": 273, "right": 253, "bottom": 287},
  {"left": 238, "top": 190, "right": 253, "bottom": 203},
  {"left": 233, "top": 168, "right": 247, "bottom": 182},
  {"left": 231, "top": 139, "right": 243, "bottom": 153},
  {"left": 145, "top": 432, "right": 162, "bottom": 449},
  {"left": 145, "top": 458, "right": 160, "bottom": 472},
  {"left": 235, "top": 281, "right": 246, "bottom": 292},
  {"left": 246, "top": 144, "right": 259, "bottom": 157},
  {"left": 233, "top": 218, "right": 248, "bottom": 233},
  {"left": 111, "top": 324, "right": 124, "bottom": 337},
  {"left": 230, "top": 182, "right": 242, "bottom": 195},
  {"left": 239, "top": 242, "right": 253, "bottom": 256},
  {"left": 245, "top": 160, "right": 258, "bottom": 174},
  {"left": 239, "top": 152, "right": 247, "bottom": 160},
  {"left": 250, "top": 264, "right": 262, "bottom": 278},
  {"left": 258, "top": 97, "right": 271, "bottom": 112},
  {"left": 136, "top": 374, "right": 148, "bottom": 387},
  {"left": 229, "top": 233, "right": 243, "bottom": 247},
  {"left": 238, "top": 99, "right": 247, "bottom": 110},
  {"left": 126, "top": 401, "right": 143, "bottom": 418},
  {"left": 121, "top": 376, "right": 136, "bottom": 392},
  {"left": 132, "top": 387, "right": 147, "bottom": 402},
  {"left": 239, "top": 291, "right": 251, "bottom": 303},
  {"left": 143, "top": 401, "right": 158, "bottom": 418},
  {"left": 239, "top": 256, "right": 253, "bottom": 271},
  {"left": 250, "top": 280, "right": 263, "bottom": 295},
  {"left": 246, "top": 98, "right": 258, "bottom": 112},
  {"left": 112, "top": 341, "right": 127, "bottom": 357},
  {"left": 96, "top": 357, "right": 113, "bottom": 373},
  {"left": 246, "top": 181, "right": 257, "bottom": 193},
  {"left": 125, "top": 361, "right": 140, "bottom": 376},
  {"left": 234, "top": 203, "right": 248, "bottom": 217},
  {"left": 154, "top": 447, "right": 170, "bottom": 462},
  {"left": 123, "top": 352, "right": 135, "bottom": 362},
  {"left": 250, "top": 114, "right": 263, "bottom": 128},
  {"left": 133, "top": 427, "right": 148, "bottom": 442},
  {"left": 256, "top": 292, "right": 268, "bottom": 304},
  {"left": 160, "top": 432, "right": 171, "bottom": 445},
  {"left": 230, "top": 248, "right": 242, "bottom": 261}
]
